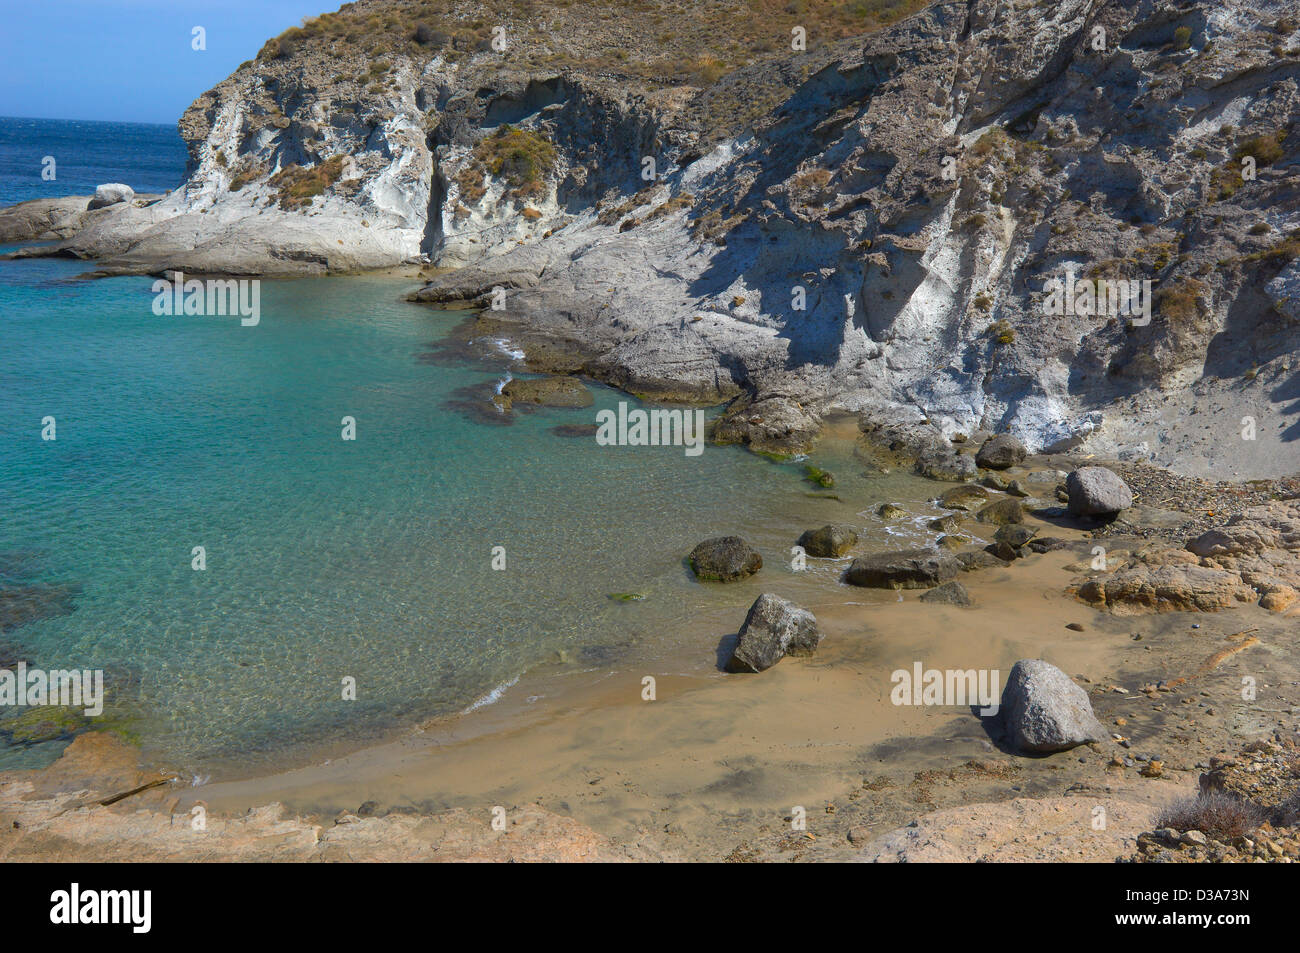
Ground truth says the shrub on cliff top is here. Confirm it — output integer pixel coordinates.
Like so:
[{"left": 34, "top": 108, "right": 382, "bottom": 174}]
[{"left": 413, "top": 23, "right": 450, "bottom": 47}]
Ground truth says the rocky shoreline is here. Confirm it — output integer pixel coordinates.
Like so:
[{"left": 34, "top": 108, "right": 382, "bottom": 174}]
[
  {"left": 3, "top": 0, "right": 1300, "bottom": 861},
  {"left": 4, "top": 430, "right": 1298, "bottom": 861}
]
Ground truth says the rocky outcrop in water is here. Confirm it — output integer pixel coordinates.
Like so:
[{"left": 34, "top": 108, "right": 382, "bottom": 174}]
[
  {"left": 845, "top": 548, "right": 960, "bottom": 588},
  {"left": 797, "top": 524, "right": 858, "bottom": 558},
  {"left": 688, "top": 536, "right": 762, "bottom": 582}
]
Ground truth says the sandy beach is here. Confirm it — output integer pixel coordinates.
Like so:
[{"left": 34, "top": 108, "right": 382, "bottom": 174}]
[{"left": 5, "top": 467, "right": 1297, "bottom": 861}]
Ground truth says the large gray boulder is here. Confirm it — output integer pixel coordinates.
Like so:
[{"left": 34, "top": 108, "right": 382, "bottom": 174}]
[
  {"left": 797, "top": 524, "right": 858, "bottom": 558},
  {"left": 915, "top": 445, "right": 977, "bottom": 482},
  {"left": 1001, "top": 659, "right": 1106, "bottom": 753},
  {"left": 726, "top": 593, "right": 823, "bottom": 673},
  {"left": 1066, "top": 466, "right": 1133, "bottom": 517},
  {"left": 844, "top": 549, "right": 961, "bottom": 589},
  {"left": 87, "top": 183, "right": 135, "bottom": 210},
  {"left": 688, "top": 536, "right": 761, "bottom": 582},
  {"left": 976, "top": 434, "right": 1026, "bottom": 470}
]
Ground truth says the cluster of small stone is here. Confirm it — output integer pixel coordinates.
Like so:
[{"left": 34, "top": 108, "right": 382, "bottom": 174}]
[
  {"left": 1096, "top": 463, "right": 1300, "bottom": 542},
  {"left": 1128, "top": 735, "right": 1300, "bottom": 863},
  {"left": 1131, "top": 825, "right": 1300, "bottom": 863}
]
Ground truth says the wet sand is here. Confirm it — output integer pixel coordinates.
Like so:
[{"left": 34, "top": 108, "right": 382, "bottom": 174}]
[{"left": 160, "top": 534, "right": 1293, "bottom": 860}]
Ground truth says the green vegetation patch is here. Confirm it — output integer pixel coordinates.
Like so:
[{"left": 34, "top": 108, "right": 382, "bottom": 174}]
[
  {"left": 1156, "top": 277, "right": 1208, "bottom": 323},
  {"left": 455, "top": 125, "right": 557, "bottom": 203},
  {"left": 1210, "top": 128, "right": 1289, "bottom": 200},
  {"left": 269, "top": 155, "right": 347, "bottom": 210},
  {"left": 803, "top": 464, "right": 835, "bottom": 488}
]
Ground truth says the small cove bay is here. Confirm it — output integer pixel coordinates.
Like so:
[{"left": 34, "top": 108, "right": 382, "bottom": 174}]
[{"left": 0, "top": 257, "right": 941, "bottom": 778}]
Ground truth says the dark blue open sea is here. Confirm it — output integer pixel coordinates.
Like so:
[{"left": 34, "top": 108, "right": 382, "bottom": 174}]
[{"left": 0, "top": 116, "right": 186, "bottom": 205}]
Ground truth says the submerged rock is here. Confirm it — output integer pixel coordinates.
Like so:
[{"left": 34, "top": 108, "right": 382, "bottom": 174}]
[
  {"left": 0, "top": 583, "right": 78, "bottom": 633},
  {"left": 1027, "top": 537, "right": 1071, "bottom": 554},
  {"left": 552, "top": 423, "right": 598, "bottom": 438},
  {"left": 975, "top": 498, "right": 1025, "bottom": 525},
  {"left": 726, "top": 593, "right": 823, "bottom": 673},
  {"left": 688, "top": 536, "right": 762, "bottom": 582},
  {"left": 976, "top": 434, "right": 1026, "bottom": 470},
  {"left": 844, "top": 549, "right": 960, "bottom": 589},
  {"left": 927, "top": 514, "right": 964, "bottom": 534},
  {"left": 802, "top": 465, "right": 835, "bottom": 488},
  {"left": 1001, "top": 659, "right": 1106, "bottom": 754},
  {"left": 938, "top": 484, "right": 989, "bottom": 511},
  {"left": 499, "top": 375, "right": 594, "bottom": 409},
  {"left": 1066, "top": 467, "right": 1133, "bottom": 517},
  {"left": 797, "top": 524, "right": 858, "bottom": 558}
]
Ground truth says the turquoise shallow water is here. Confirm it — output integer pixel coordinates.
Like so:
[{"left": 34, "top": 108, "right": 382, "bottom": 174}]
[
  {"left": 0, "top": 117, "right": 956, "bottom": 781},
  {"left": 0, "top": 254, "right": 945, "bottom": 777}
]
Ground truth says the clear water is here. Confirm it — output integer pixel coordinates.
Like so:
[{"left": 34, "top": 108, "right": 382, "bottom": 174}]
[{"left": 0, "top": 118, "right": 950, "bottom": 779}]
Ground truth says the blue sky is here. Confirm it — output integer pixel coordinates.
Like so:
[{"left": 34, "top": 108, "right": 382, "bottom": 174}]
[{"left": 0, "top": 1, "right": 334, "bottom": 125}]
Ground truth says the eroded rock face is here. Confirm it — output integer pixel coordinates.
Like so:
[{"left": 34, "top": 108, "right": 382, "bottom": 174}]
[
  {"left": 797, "top": 524, "right": 858, "bottom": 558},
  {"left": 1076, "top": 564, "right": 1256, "bottom": 614},
  {"left": 6, "top": 0, "right": 1299, "bottom": 478},
  {"left": 1187, "top": 503, "right": 1300, "bottom": 559},
  {"left": 726, "top": 593, "right": 823, "bottom": 673},
  {"left": 688, "top": 536, "right": 762, "bottom": 582},
  {"left": 1001, "top": 659, "right": 1105, "bottom": 754},
  {"left": 844, "top": 549, "right": 961, "bottom": 589},
  {"left": 1066, "top": 467, "right": 1133, "bottom": 517}
]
